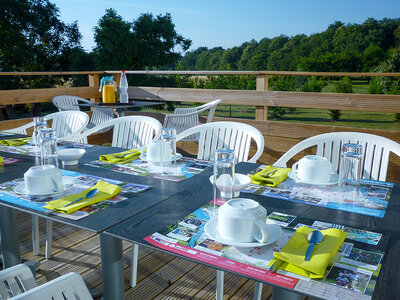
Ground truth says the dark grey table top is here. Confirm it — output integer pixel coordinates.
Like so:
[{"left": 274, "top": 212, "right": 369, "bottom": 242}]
[
  {"left": 104, "top": 162, "right": 400, "bottom": 300},
  {"left": 0, "top": 143, "right": 207, "bottom": 234}
]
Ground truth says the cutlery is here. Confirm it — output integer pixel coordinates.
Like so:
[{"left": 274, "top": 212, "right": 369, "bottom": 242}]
[
  {"left": 305, "top": 230, "right": 323, "bottom": 261},
  {"left": 114, "top": 151, "right": 140, "bottom": 158},
  {"left": 46, "top": 188, "right": 99, "bottom": 215},
  {"left": 269, "top": 259, "right": 283, "bottom": 273},
  {"left": 259, "top": 169, "right": 277, "bottom": 178}
]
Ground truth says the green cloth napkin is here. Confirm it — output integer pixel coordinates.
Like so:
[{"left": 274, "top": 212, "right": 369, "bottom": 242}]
[
  {"left": 270, "top": 226, "right": 346, "bottom": 278},
  {"left": 43, "top": 180, "right": 121, "bottom": 214},
  {"left": 0, "top": 156, "right": 3, "bottom": 165},
  {"left": 99, "top": 149, "right": 141, "bottom": 164},
  {"left": 248, "top": 165, "right": 291, "bottom": 187},
  {"left": 0, "top": 137, "right": 32, "bottom": 146}
]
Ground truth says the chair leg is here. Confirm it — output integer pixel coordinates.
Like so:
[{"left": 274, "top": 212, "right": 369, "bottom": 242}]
[
  {"left": 253, "top": 282, "right": 263, "bottom": 300},
  {"left": 31, "top": 216, "right": 40, "bottom": 255},
  {"left": 130, "top": 243, "right": 139, "bottom": 287},
  {"left": 45, "top": 220, "right": 53, "bottom": 259},
  {"left": 216, "top": 270, "right": 224, "bottom": 300}
]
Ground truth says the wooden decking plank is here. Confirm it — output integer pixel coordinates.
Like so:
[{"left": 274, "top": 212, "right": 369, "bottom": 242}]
[
  {"left": 125, "top": 257, "right": 198, "bottom": 299},
  {"left": 153, "top": 263, "right": 215, "bottom": 299}
]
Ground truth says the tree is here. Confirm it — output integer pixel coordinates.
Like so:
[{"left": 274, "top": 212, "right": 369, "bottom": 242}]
[
  {"left": 93, "top": 9, "right": 191, "bottom": 70},
  {"left": 0, "top": 0, "right": 82, "bottom": 89}
]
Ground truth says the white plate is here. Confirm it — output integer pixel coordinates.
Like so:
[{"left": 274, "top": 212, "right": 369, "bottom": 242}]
[
  {"left": 13, "top": 182, "right": 71, "bottom": 198},
  {"left": 204, "top": 218, "right": 282, "bottom": 247},
  {"left": 288, "top": 170, "right": 339, "bottom": 186},
  {"left": 140, "top": 152, "right": 182, "bottom": 162}
]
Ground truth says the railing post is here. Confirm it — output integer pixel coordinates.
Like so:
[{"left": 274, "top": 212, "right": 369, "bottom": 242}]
[
  {"left": 89, "top": 73, "right": 100, "bottom": 103},
  {"left": 255, "top": 75, "right": 268, "bottom": 121}
]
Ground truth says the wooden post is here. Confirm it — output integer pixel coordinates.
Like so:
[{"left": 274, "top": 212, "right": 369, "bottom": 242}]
[
  {"left": 89, "top": 74, "right": 100, "bottom": 103},
  {"left": 255, "top": 75, "right": 269, "bottom": 121}
]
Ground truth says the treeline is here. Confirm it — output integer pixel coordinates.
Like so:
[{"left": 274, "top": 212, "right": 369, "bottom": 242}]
[{"left": 178, "top": 18, "right": 400, "bottom": 73}]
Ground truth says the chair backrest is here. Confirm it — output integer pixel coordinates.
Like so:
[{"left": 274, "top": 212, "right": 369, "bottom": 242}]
[
  {"left": 11, "top": 272, "right": 93, "bottom": 300},
  {"left": 52, "top": 95, "right": 115, "bottom": 130},
  {"left": 176, "top": 121, "right": 264, "bottom": 163},
  {"left": 274, "top": 132, "right": 400, "bottom": 181},
  {"left": 163, "top": 99, "right": 222, "bottom": 141},
  {"left": 0, "top": 264, "right": 38, "bottom": 298},
  {"left": 52, "top": 95, "right": 89, "bottom": 111},
  {"left": 6, "top": 111, "right": 89, "bottom": 140},
  {"left": 63, "top": 116, "right": 162, "bottom": 149}
]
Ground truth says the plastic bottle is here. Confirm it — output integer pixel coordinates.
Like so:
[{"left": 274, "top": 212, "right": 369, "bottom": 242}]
[{"left": 119, "top": 70, "right": 129, "bottom": 103}]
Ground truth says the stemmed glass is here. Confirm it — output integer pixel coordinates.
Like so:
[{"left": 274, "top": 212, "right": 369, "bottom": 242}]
[{"left": 212, "top": 148, "right": 235, "bottom": 218}]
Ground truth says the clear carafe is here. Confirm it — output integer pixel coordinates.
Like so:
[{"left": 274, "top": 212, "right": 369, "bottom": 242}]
[
  {"left": 339, "top": 143, "right": 363, "bottom": 202},
  {"left": 160, "top": 128, "right": 177, "bottom": 175},
  {"left": 213, "top": 149, "right": 235, "bottom": 218},
  {"left": 40, "top": 129, "right": 59, "bottom": 168},
  {"left": 32, "top": 117, "right": 47, "bottom": 155}
]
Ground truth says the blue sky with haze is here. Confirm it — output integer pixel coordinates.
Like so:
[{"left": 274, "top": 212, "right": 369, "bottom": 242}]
[{"left": 52, "top": 0, "right": 400, "bottom": 52}]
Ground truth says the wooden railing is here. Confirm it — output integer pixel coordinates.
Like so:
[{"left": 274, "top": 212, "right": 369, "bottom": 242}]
[{"left": 1, "top": 70, "right": 400, "bottom": 182}]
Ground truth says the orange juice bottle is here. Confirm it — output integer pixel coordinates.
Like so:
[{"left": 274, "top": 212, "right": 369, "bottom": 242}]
[{"left": 99, "top": 76, "right": 115, "bottom": 103}]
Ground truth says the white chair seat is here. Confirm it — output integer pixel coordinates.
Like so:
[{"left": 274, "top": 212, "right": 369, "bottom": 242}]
[
  {"left": 0, "top": 264, "right": 92, "bottom": 299},
  {"left": 163, "top": 99, "right": 221, "bottom": 141}
]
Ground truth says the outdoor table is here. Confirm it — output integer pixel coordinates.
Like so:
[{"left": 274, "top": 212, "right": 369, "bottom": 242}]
[
  {"left": 0, "top": 141, "right": 210, "bottom": 300},
  {"left": 75, "top": 100, "right": 164, "bottom": 117},
  {"left": 104, "top": 162, "right": 400, "bottom": 300}
]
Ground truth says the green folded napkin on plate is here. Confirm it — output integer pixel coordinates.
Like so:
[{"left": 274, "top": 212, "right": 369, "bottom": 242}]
[
  {"left": 99, "top": 149, "right": 141, "bottom": 164},
  {"left": 270, "top": 226, "right": 346, "bottom": 278},
  {"left": 43, "top": 180, "right": 121, "bottom": 214},
  {"left": 248, "top": 165, "right": 291, "bottom": 187},
  {"left": 0, "top": 137, "right": 32, "bottom": 146}
]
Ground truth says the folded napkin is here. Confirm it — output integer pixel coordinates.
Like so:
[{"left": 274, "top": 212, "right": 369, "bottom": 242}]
[
  {"left": 270, "top": 226, "right": 346, "bottom": 278},
  {"left": 0, "top": 156, "right": 3, "bottom": 165},
  {"left": 99, "top": 149, "right": 141, "bottom": 164},
  {"left": 43, "top": 180, "right": 121, "bottom": 214},
  {"left": 0, "top": 137, "right": 32, "bottom": 146},
  {"left": 248, "top": 165, "right": 291, "bottom": 187}
]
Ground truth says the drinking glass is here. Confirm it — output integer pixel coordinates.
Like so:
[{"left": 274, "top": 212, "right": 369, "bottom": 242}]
[
  {"left": 33, "top": 117, "right": 47, "bottom": 154},
  {"left": 40, "top": 129, "right": 59, "bottom": 168},
  {"left": 160, "top": 128, "right": 177, "bottom": 175},
  {"left": 213, "top": 149, "right": 235, "bottom": 217},
  {"left": 339, "top": 143, "right": 363, "bottom": 201}
]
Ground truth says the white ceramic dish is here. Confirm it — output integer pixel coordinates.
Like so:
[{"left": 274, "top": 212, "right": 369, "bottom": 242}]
[
  {"left": 288, "top": 170, "right": 339, "bottom": 186},
  {"left": 204, "top": 218, "right": 282, "bottom": 247},
  {"left": 14, "top": 182, "right": 66, "bottom": 198},
  {"left": 209, "top": 173, "right": 251, "bottom": 197},
  {"left": 140, "top": 152, "right": 182, "bottom": 162},
  {"left": 58, "top": 148, "right": 86, "bottom": 165}
]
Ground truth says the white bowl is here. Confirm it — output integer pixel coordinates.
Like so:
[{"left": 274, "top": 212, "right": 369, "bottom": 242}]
[
  {"left": 209, "top": 173, "right": 251, "bottom": 197},
  {"left": 58, "top": 148, "right": 86, "bottom": 166}
]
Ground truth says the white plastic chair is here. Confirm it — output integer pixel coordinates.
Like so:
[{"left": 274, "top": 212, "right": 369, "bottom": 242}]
[
  {"left": 7, "top": 111, "right": 89, "bottom": 141},
  {"left": 63, "top": 115, "right": 162, "bottom": 149},
  {"left": 274, "top": 132, "right": 400, "bottom": 181},
  {"left": 163, "top": 99, "right": 222, "bottom": 141},
  {"left": 0, "top": 264, "right": 92, "bottom": 299},
  {"left": 176, "top": 121, "right": 264, "bottom": 163},
  {"left": 52, "top": 95, "right": 115, "bottom": 131},
  {"left": 46, "top": 116, "right": 162, "bottom": 261}
]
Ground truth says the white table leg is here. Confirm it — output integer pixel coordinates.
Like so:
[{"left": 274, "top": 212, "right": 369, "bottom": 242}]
[{"left": 216, "top": 270, "right": 224, "bottom": 300}]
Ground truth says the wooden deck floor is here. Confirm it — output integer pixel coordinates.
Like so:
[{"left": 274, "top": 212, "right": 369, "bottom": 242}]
[{"left": 4, "top": 212, "right": 310, "bottom": 300}]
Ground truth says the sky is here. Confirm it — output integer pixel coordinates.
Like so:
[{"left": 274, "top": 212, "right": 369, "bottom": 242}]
[{"left": 52, "top": 0, "right": 400, "bottom": 52}]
